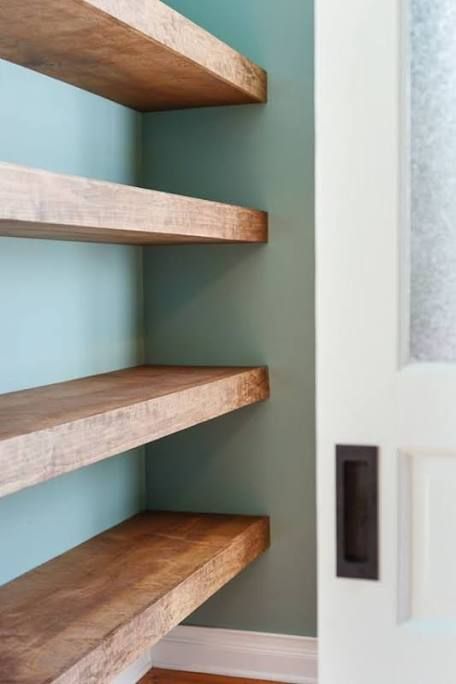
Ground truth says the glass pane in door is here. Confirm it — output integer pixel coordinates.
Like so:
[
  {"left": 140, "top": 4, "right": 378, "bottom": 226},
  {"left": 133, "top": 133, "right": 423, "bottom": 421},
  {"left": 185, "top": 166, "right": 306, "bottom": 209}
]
[{"left": 410, "top": 0, "right": 456, "bottom": 361}]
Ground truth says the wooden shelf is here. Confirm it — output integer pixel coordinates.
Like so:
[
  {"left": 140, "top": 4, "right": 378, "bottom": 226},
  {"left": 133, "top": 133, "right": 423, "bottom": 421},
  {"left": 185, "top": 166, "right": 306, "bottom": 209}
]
[
  {"left": 0, "top": 511, "right": 270, "bottom": 683},
  {"left": 0, "top": 163, "right": 267, "bottom": 245},
  {"left": 0, "top": 0, "right": 267, "bottom": 111},
  {"left": 0, "top": 365, "right": 269, "bottom": 498}
]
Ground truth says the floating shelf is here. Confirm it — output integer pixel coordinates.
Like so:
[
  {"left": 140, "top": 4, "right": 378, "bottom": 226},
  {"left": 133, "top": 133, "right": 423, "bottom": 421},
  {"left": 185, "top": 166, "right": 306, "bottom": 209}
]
[
  {"left": 0, "top": 163, "right": 268, "bottom": 245},
  {"left": 0, "top": 365, "right": 269, "bottom": 498},
  {"left": 0, "top": 0, "right": 267, "bottom": 111},
  {"left": 0, "top": 511, "right": 270, "bottom": 683}
]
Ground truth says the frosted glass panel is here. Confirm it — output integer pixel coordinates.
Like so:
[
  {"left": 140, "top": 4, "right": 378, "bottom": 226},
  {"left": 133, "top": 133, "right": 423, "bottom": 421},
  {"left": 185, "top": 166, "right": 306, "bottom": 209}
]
[{"left": 410, "top": 0, "right": 456, "bottom": 361}]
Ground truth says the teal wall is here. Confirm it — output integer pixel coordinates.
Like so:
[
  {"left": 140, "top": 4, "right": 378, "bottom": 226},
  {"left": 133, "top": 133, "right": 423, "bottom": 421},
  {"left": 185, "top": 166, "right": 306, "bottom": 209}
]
[
  {"left": 143, "top": 0, "right": 316, "bottom": 636},
  {"left": 0, "top": 0, "right": 315, "bottom": 637},
  {"left": 0, "top": 60, "right": 145, "bottom": 585}
]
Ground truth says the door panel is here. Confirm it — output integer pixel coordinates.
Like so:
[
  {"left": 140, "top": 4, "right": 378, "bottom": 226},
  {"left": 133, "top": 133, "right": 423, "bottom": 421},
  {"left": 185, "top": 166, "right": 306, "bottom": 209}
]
[
  {"left": 399, "top": 450, "right": 456, "bottom": 624},
  {"left": 317, "top": 0, "right": 456, "bottom": 681}
]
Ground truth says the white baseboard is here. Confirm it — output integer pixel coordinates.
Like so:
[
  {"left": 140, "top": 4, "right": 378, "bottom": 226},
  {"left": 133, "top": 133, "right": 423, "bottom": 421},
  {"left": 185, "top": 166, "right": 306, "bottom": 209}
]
[
  {"left": 116, "top": 625, "right": 318, "bottom": 684},
  {"left": 113, "top": 649, "right": 153, "bottom": 684}
]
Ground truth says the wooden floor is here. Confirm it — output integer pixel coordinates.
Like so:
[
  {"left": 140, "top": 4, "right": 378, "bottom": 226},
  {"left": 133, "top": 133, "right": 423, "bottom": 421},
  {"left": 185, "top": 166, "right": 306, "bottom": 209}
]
[{"left": 142, "top": 669, "right": 280, "bottom": 684}]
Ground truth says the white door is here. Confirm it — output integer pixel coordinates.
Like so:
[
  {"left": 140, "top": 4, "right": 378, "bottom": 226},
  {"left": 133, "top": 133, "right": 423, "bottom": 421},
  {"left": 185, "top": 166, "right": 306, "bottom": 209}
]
[{"left": 317, "top": 0, "right": 456, "bottom": 682}]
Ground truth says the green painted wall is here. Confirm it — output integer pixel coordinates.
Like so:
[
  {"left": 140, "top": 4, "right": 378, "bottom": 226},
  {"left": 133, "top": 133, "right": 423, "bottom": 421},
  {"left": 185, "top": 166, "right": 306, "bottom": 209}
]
[
  {"left": 143, "top": 0, "right": 316, "bottom": 636},
  {"left": 0, "top": 60, "right": 145, "bottom": 585}
]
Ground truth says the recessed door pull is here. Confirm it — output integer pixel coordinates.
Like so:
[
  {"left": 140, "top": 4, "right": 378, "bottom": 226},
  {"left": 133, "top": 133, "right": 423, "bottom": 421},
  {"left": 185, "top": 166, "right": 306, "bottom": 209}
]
[{"left": 336, "top": 444, "right": 379, "bottom": 580}]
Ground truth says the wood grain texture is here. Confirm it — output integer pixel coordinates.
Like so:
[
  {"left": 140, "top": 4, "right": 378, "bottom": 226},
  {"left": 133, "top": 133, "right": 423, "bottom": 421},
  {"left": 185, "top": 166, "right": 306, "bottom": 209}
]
[
  {"left": 0, "top": 512, "right": 270, "bottom": 684},
  {"left": 142, "top": 670, "right": 280, "bottom": 684},
  {"left": 0, "top": 0, "right": 267, "bottom": 111},
  {"left": 0, "top": 163, "right": 267, "bottom": 245},
  {"left": 0, "top": 366, "right": 269, "bottom": 499}
]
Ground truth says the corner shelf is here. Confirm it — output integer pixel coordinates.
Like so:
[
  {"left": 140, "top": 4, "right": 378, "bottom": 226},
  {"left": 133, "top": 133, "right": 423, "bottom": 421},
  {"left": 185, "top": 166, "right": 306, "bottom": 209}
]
[
  {"left": 0, "top": 365, "right": 269, "bottom": 498},
  {"left": 0, "top": 5, "right": 271, "bottom": 681},
  {"left": 0, "top": 0, "right": 267, "bottom": 111},
  {"left": 0, "top": 511, "right": 270, "bottom": 683},
  {"left": 0, "top": 163, "right": 267, "bottom": 245}
]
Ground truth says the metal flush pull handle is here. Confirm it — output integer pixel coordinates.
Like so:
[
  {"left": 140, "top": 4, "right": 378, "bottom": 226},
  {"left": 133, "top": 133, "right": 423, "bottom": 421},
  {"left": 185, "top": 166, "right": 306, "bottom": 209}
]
[{"left": 336, "top": 445, "right": 379, "bottom": 581}]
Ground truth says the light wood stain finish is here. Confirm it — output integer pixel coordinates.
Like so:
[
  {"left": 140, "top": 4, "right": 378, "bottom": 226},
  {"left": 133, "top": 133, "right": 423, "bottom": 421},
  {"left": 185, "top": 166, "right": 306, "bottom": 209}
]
[
  {"left": 0, "top": 163, "right": 268, "bottom": 245},
  {"left": 0, "top": 512, "right": 270, "bottom": 684},
  {"left": 0, "top": 366, "right": 270, "bottom": 498},
  {"left": 0, "top": 0, "right": 267, "bottom": 111},
  {"left": 142, "top": 670, "right": 280, "bottom": 684}
]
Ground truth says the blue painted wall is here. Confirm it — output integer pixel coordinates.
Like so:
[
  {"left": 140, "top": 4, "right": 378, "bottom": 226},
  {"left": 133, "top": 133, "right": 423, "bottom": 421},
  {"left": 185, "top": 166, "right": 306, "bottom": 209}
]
[
  {"left": 0, "top": 61, "right": 145, "bottom": 585},
  {"left": 143, "top": 0, "right": 316, "bottom": 636}
]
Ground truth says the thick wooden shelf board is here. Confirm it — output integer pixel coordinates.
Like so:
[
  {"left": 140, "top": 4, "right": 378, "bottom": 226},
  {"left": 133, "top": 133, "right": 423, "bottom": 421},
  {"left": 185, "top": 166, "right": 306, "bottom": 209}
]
[
  {"left": 0, "top": 366, "right": 269, "bottom": 498},
  {"left": 0, "top": 0, "right": 267, "bottom": 111},
  {"left": 0, "top": 163, "right": 267, "bottom": 245},
  {"left": 0, "top": 511, "right": 270, "bottom": 684}
]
